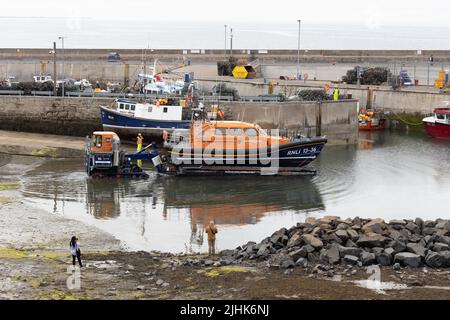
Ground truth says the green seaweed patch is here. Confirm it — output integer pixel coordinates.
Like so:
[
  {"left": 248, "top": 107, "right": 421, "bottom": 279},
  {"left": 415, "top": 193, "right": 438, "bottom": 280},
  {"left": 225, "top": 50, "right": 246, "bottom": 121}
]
[
  {"left": 204, "top": 266, "right": 249, "bottom": 278},
  {"left": 15, "top": 275, "right": 47, "bottom": 288},
  {"left": 0, "top": 247, "right": 30, "bottom": 259},
  {"left": 133, "top": 291, "right": 145, "bottom": 299},
  {"left": 0, "top": 196, "right": 13, "bottom": 204},
  {"left": 31, "top": 147, "right": 58, "bottom": 158},
  {"left": 0, "top": 181, "right": 19, "bottom": 191},
  {"left": 38, "top": 290, "right": 82, "bottom": 300},
  {"left": 0, "top": 246, "right": 68, "bottom": 261}
]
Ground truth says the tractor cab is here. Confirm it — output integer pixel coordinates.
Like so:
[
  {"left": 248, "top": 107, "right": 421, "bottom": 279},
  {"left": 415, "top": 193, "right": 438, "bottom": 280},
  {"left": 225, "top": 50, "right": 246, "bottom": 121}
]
[{"left": 89, "top": 131, "right": 120, "bottom": 154}]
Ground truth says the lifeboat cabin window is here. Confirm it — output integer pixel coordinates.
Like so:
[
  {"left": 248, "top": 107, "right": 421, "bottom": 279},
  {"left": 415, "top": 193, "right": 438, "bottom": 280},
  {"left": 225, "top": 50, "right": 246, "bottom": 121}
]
[
  {"left": 436, "top": 113, "right": 445, "bottom": 120},
  {"left": 227, "top": 128, "right": 244, "bottom": 136},
  {"left": 130, "top": 104, "right": 135, "bottom": 111},
  {"left": 119, "top": 103, "right": 124, "bottom": 110},
  {"left": 163, "top": 107, "right": 168, "bottom": 113},
  {"left": 94, "top": 135, "right": 102, "bottom": 148},
  {"left": 148, "top": 106, "right": 153, "bottom": 113},
  {"left": 215, "top": 128, "right": 226, "bottom": 135},
  {"left": 125, "top": 104, "right": 130, "bottom": 111},
  {"left": 245, "top": 128, "right": 258, "bottom": 137}
]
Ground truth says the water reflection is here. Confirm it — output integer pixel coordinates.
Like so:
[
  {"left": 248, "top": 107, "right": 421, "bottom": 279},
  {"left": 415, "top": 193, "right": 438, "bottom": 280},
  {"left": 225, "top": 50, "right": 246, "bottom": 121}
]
[
  {"left": 22, "top": 164, "right": 324, "bottom": 252},
  {"left": 19, "top": 130, "right": 450, "bottom": 252}
]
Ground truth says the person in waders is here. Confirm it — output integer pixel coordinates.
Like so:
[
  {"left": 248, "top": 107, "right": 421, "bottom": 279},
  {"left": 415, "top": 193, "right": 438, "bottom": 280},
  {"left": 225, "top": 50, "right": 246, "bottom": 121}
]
[
  {"left": 70, "top": 236, "right": 83, "bottom": 268},
  {"left": 137, "top": 133, "right": 143, "bottom": 168},
  {"left": 205, "top": 220, "right": 218, "bottom": 256}
]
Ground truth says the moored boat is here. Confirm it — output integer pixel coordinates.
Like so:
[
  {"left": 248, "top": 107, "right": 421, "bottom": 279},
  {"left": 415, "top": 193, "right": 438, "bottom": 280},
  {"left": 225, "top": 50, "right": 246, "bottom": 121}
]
[
  {"left": 162, "top": 120, "right": 327, "bottom": 175},
  {"left": 100, "top": 98, "right": 192, "bottom": 141},
  {"left": 358, "top": 109, "right": 386, "bottom": 131},
  {"left": 423, "top": 108, "right": 450, "bottom": 139}
]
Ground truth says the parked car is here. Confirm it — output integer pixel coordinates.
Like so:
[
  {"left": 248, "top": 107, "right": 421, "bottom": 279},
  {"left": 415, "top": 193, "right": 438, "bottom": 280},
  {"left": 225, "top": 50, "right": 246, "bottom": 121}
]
[
  {"left": 399, "top": 70, "right": 413, "bottom": 86},
  {"left": 107, "top": 52, "right": 121, "bottom": 62}
]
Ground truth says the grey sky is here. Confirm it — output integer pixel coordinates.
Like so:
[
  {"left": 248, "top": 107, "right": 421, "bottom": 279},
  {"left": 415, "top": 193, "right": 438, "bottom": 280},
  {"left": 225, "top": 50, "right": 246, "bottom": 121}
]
[{"left": 1, "top": 0, "right": 449, "bottom": 27}]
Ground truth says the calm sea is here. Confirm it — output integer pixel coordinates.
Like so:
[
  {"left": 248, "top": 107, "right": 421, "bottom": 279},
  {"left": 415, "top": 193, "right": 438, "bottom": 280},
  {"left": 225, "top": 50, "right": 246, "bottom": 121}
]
[{"left": 1, "top": 17, "right": 450, "bottom": 50}]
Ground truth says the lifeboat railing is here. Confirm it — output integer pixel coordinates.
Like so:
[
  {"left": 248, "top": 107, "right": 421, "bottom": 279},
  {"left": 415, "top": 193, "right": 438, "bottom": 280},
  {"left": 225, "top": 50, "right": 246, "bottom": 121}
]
[{"left": 163, "top": 129, "right": 190, "bottom": 149}]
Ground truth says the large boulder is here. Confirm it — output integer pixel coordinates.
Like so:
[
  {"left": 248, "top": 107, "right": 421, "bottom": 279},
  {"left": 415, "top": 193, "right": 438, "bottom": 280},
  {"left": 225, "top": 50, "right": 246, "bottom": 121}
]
[
  {"left": 346, "top": 229, "right": 359, "bottom": 241},
  {"left": 435, "top": 235, "right": 450, "bottom": 246},
  {"left": 394, "top": 252, "right": 422, "bottom": 268},
  {"left": 387, "top": 240, "right": 407, "bottom": 253},
  {"left": 287, "top": 231, "right": 303, "bottom": 248},
  {"left": 406, "top": 243, "right": 426, "bottom": 257},
  {"left": 356, "top": 234, "right": 389, "bottom": 248},
  {"left": 338, "top": 246, "right": 362, "bottom": 258},
  {"left": 268, "top": 253, "right": 293, "bottom": 269},
  {"left": 289, "top": 248, "right": 307, "bottom": 261},
  {"left": 405, "top": 222, "right": 420, "bottom": 235},
  {"left": 425, "top": 252, "right": 445, "bottom": 268},
  {"left": 270, "top": 228, "right": 287, "bottom": 244},
  {"left": 362, "top": 218, "right": 386, "bottom": 235},
  {"left": 435, "top": 220, "right": 450, "bottom": 231},
  {"left": 423, "top": 220, "right": 436, "bottom": 228},
  {"left": 361, "top": 251, "right": 376, "bottom": 266},
  {"left": 318, "top": 215, "right": 340, "bottom": 225},
  {"left": 376, "top": 252, "right": 392, "bottom": 266},
  {"left": 441, "top": 251, "right": 450, "bottom": 267},
  {"left": 305, "top": 217, "right": 318, "bottom": 226},
  {"left": 335, "top": 229, "right": 349, "bottom": 242},
  {"left": 302, "top": 234, "right": 323, "bottom": 250},
  {"left": 389, "top": 219, "right": 407, "bottom": 228},
  {"left": 256, "top": 243, "right": 271, "bottom": 257},
  {"left": 432, "top": 242, "right": 450, "bottom": 252},
  {"left": 320, "top": 245, "right": 340, "bottom": 264},
  {"left": 343, "top": 255, "right": 359, "bottom": 265}
]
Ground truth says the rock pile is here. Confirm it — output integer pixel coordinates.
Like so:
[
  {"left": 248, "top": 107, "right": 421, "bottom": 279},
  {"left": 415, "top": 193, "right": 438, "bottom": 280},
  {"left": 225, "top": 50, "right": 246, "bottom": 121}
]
[{"left": 221, "top": 216, "right": 450, "bottom": 269}]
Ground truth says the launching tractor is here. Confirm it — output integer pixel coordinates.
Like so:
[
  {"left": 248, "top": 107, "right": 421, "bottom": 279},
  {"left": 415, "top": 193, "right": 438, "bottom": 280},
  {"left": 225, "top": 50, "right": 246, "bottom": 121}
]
[{"left": 85, "top": 131, "right": 165, "bottom": 178}]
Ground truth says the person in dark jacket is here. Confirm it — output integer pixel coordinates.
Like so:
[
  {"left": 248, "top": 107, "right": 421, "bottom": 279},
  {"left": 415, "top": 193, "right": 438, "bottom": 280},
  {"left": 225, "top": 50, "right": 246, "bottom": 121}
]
[{"left": 70, "top": 236, "right": 83, "bottom": 268}]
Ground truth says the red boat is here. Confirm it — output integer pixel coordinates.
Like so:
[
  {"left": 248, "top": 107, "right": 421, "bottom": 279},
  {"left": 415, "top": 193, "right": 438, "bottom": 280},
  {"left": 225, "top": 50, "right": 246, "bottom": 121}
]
[{"left": 423, "top": 108, "right": 450, "bottom": 139}]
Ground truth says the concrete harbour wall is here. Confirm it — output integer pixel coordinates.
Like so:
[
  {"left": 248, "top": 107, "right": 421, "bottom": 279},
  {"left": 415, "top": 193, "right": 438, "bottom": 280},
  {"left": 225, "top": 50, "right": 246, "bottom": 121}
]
[{"left": 0, "top": 96, "right": 358, "bottom": 145}]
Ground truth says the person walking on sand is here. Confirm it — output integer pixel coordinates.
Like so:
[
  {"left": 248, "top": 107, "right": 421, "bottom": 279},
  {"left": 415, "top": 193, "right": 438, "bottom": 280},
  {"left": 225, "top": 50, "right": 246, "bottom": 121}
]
[
  {"left": 70, "top": 236, "right": 83, "bottom": 268},
  {"left": 205, "top": 220, "right": 218, "bottom": 255}
]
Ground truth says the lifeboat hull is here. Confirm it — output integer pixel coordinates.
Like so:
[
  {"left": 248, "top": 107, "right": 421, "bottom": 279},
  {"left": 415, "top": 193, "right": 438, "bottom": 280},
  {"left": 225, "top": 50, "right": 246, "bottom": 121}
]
[{"left": 168, "top": 137, "right": 327, "bottom": 174}]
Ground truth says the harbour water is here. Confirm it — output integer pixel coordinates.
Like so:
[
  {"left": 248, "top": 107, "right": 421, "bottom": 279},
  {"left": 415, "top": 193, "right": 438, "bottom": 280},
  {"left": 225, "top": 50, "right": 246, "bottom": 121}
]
[{"left": 13, "top": 130, "right": 450, "bottom": 253}]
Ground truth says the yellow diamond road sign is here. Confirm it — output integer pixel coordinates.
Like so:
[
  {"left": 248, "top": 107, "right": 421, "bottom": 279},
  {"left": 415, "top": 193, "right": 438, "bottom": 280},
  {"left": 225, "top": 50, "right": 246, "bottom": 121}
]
[{"left": 232, "top": 66, "right": 249, "bottom": 79}]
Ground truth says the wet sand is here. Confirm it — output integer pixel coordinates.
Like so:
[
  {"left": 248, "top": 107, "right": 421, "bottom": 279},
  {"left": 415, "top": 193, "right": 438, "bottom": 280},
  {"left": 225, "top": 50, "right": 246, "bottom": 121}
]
[
  {"left": 1, "top": 154, "right": 450, "bottom": 300},
  {"left": 0, "top": 130, "right": 85, "bottom": 158}
]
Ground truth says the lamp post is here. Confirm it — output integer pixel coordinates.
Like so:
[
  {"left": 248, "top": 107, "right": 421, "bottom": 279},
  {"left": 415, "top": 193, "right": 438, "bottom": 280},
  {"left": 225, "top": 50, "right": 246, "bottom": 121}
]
[
  {"left": 58, "top": 36, "right": 65, "bottom": 97},
  {"left": 230, "top": 28, "right": 233, "bottom": 57},
  {"left": 296, "top": 19, "right": 301, "bottom": 80},
  {"left": 224, "top": 25, "right": 227, "bottom": 59},
  {"left": 50, "top": 42, "right": 57, "bottom": 96}
]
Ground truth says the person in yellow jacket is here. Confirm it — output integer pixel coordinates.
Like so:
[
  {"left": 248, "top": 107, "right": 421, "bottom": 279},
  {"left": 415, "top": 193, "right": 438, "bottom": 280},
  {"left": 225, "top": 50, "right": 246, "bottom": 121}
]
[
  {"left": 136, "top": 133, "right": 143, "bottom": 168},
  {"left": 205, "top": 220, "right": 218, "bottom": 256},
  {"left": 333, "top": 86, "right": 340, "bottom": 101}
]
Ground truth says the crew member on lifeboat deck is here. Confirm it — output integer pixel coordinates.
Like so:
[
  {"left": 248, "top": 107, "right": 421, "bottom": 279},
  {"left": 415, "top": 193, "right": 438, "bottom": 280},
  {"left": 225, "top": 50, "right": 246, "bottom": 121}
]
[{"left": 137, "top": 133, "right": 143, "bottom": 167}]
